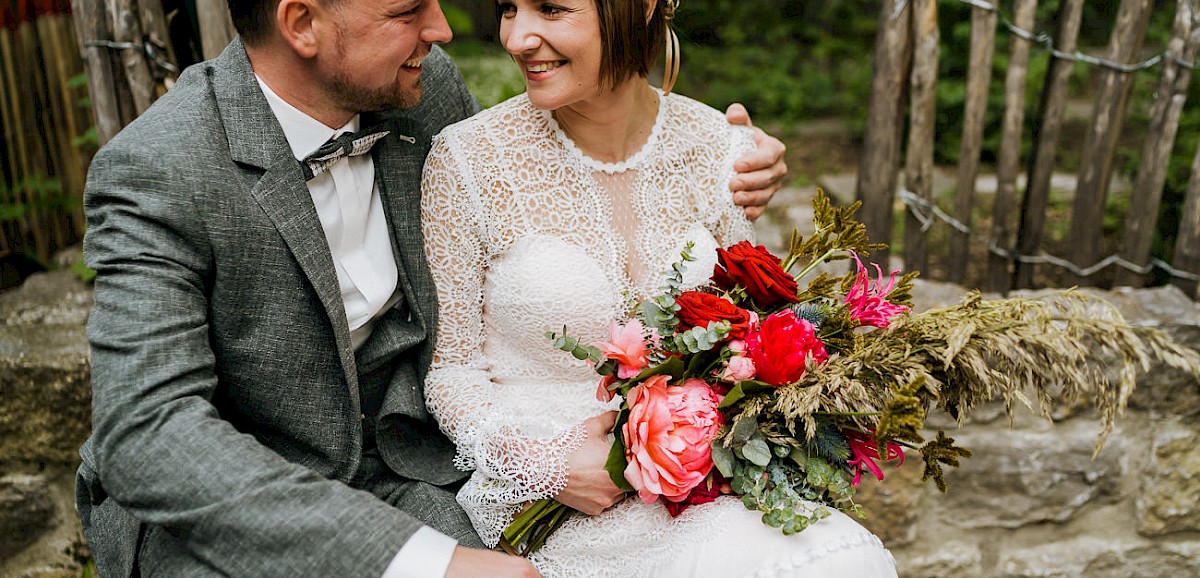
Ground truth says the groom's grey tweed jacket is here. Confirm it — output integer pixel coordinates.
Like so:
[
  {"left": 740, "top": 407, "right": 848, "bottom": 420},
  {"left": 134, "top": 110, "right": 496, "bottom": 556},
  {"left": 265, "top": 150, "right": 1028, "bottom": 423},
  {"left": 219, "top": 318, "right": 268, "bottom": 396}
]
[{"left": 77, "top": 39, "right": 481, "bottom": 577}]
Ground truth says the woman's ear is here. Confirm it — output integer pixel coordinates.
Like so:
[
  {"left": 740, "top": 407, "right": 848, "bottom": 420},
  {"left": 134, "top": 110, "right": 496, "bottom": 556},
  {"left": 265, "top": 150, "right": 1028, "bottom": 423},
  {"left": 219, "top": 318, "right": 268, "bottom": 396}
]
[
  {"left": 277, "top": 0, "right": 320, "bottom": 58},
  {"left": 644, "top": 0, "right": 657, "bottom": 24}
]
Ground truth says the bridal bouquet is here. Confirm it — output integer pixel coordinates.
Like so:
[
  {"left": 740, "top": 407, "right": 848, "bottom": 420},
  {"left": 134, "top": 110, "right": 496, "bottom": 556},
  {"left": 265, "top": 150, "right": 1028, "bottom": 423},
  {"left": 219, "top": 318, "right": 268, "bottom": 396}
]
[{"left": 500, "top": 191, "right": 1200, "bottom": 556}]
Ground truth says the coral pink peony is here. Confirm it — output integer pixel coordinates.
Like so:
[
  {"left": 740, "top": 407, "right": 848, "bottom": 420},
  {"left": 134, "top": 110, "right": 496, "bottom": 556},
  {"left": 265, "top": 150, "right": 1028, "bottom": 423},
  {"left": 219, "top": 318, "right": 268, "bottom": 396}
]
[
  {"left": 844, "top": 251, "right": 910, "bottom": 328},
  {"left": 745, "top": 310, "right": 828, "bottom": 386},
  {"left": 596, "top": 319, "right": 654, "bottom": 379},
  {"left": 623, "top": 376, "right": 724, "bottom": 504}
]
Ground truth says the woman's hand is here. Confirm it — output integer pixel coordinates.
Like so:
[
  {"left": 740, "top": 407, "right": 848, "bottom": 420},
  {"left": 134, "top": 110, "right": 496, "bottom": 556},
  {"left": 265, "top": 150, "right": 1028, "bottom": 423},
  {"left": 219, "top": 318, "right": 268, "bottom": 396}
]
[
  {"left": 726, "top": 103, "right": 788, "bottom": 221},
  {"left": 556, "top": 412, "right": 626, "bottom": 516}
]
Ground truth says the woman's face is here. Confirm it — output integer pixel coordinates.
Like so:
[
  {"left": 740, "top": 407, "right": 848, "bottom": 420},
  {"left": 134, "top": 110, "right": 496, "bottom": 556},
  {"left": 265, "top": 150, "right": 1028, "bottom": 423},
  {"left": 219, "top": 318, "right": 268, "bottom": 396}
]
[{"left": 498, "top": 0, "right": 606, "bottom": 110}]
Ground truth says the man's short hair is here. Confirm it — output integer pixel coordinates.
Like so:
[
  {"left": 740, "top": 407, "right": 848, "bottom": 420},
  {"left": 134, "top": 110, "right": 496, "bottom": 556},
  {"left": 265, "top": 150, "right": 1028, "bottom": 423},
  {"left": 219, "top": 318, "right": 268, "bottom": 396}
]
[
  {"left": 595, "top": 0, "right": 668, "bottom": 89},
  {"left": 227, "top": 0, "right": 279, "bottom": 45}
]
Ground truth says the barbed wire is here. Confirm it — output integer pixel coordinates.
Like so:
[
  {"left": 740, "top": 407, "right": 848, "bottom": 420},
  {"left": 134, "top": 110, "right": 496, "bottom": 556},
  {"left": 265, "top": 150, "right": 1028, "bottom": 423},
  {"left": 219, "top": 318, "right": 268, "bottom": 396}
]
[
  {"left": 950, "top": 0, "right": 1199, "bottom": 72},
  {"left": 898, "top": 189, "right": 1200, "bottom": 282},
  {"left": 83, "top": 39, "right": 178, "bottom": 79}
]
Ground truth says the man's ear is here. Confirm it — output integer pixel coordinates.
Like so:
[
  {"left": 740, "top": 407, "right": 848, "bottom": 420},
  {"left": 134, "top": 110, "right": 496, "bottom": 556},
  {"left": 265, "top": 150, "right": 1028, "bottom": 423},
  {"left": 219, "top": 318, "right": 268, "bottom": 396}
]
[
  {"left": 277, "top": 0, "right": 321, "bottom": 58},
  {"left": 644, "top": 0, "right": 656, "bottom": 24}
]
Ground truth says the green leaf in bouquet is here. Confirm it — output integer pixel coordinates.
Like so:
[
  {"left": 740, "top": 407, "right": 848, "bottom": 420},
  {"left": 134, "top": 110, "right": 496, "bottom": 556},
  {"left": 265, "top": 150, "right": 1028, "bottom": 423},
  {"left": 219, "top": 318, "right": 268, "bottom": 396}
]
[
  {"left": 731, "top": 415, "right": 759, "bottom": 444},
  {"left": 632, "top": 355, "right": 685, "bottom": 382},
  {"left": 639, "top": 296, "right": 680, "bottom": 335},
  {"left": 604, "top": 410, "right": 636, "bottom": 492},
  {"left": 719, "top": 380, "right": 775, "bottom": 408},
  {"left": 711, "top": 441, "right": 737, "bottom": 478},
  {"left": 742, "top": 439, "right": 772, "bottom": 467},
  {"left": 772, "top": 443, "right": 792, "bottom": 458},
  {"left": 788, "top": 447, "right": 810, "bottom": 467}
]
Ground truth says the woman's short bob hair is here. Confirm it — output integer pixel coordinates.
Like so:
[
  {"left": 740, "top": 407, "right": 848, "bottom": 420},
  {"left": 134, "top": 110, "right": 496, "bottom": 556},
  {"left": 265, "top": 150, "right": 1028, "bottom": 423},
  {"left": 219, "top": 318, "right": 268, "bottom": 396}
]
[{"left": 594, "top": 0, "right": 670, "bottom": 90}]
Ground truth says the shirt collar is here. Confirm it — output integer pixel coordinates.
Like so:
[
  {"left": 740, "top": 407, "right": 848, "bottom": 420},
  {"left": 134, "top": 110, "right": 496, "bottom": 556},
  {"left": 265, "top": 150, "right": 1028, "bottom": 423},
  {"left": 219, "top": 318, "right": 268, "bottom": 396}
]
[{"left": 255, "top": 75, "right": 360, "bottom": 161}]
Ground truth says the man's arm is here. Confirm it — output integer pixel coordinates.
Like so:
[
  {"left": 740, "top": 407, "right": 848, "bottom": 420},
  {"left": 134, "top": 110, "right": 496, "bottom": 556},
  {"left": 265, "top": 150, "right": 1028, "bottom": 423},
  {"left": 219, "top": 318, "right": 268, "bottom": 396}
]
[
  {"left": 84, "top": 143, "right": 428, "bottom": 577},
  {"left": 726, "top": 103, "right": 788, "bottom": 221}
]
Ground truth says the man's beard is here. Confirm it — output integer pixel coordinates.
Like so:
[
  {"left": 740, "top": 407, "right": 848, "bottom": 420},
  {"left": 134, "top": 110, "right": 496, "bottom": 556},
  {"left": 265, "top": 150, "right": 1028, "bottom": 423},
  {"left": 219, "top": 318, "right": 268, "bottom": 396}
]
[
  {"left": 327, "top": 70, "right": 423, "bottom": 113},
  {"left": 326, "top": 26, "right": 423, "bottom": 112}
]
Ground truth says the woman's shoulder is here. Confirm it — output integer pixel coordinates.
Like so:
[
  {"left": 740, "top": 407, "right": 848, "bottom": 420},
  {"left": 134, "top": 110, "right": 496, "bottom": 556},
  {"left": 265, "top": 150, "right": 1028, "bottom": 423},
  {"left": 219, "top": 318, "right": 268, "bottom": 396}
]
[
  {"left": 660, "top": 93, "right": 755, "bottom": 155},
  {"left": 436, "top": 93, "right": 543, "bottom": 145}
]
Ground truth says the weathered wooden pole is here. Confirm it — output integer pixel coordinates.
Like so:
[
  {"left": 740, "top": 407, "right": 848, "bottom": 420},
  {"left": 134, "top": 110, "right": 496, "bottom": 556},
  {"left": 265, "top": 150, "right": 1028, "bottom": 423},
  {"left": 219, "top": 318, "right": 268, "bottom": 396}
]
[
  {"left": 947, "top": 3, "right": 996, "bottom": 285},
  {"left": 856, "top": 0, "right": 912, "bottom": 270},
  {"left": 902, "top": 0, "right": 939, "bottom": 275},
  {"left": 1014, "top": 0, "right": 1085, "bottom": 289},
  {"left": 987, "top": 0, "right": 1038, "bottom": 292},
  {"left": 1114, "top": 0, "right": 1200, "bottom": 288},
  {"left": 1066, "top": 0, "right": 1153, "bottom": 286},
  {"left": 72, "top": 0, "right": 125, "bottom": 145},
  {"left": 196, "top": 0, "right": 235, "bottom": 60},
  {"left": 1173, "top": 147, "right": 1200, "bottom": 298}
]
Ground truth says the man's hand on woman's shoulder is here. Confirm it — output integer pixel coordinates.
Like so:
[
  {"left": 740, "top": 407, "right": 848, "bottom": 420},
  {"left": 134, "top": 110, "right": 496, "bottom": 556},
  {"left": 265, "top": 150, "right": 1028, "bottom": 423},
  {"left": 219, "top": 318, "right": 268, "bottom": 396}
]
[{"left": 725, "top": 103, "right": 788, "bottom": 221}]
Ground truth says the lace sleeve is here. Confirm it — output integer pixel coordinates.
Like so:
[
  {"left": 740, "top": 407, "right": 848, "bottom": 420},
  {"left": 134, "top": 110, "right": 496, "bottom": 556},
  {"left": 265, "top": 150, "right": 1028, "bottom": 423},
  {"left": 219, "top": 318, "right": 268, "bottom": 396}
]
[
  {"left": 420, "top": 131, "right": 585, "bottom": 546},
  {"left": 710, "top": 124, "right": 758, "bottom": 246}
]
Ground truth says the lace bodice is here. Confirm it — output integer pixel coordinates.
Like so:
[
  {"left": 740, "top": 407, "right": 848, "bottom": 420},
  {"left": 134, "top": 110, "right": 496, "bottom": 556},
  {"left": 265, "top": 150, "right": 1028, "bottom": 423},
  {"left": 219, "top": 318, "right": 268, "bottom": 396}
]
[
  {"left": 419, "top": 92, "right": 896, "bottom": 578},
  {"left": 420, "top": 91, "right": 755, "bottom": 546}
]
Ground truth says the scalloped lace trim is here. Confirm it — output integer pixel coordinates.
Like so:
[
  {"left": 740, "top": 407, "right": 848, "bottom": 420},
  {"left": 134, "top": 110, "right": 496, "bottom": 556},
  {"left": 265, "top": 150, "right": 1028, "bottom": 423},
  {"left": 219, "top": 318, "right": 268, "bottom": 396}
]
[{"left": 543, "top": 90, "right": 668, "bottom": 174}]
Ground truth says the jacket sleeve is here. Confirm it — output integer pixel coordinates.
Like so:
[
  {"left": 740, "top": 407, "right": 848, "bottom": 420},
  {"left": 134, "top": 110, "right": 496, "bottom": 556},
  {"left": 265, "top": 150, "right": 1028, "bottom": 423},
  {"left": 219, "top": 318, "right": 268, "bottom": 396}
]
[{"left": 83, "top": 138, "right": 433, "bottom": 577}]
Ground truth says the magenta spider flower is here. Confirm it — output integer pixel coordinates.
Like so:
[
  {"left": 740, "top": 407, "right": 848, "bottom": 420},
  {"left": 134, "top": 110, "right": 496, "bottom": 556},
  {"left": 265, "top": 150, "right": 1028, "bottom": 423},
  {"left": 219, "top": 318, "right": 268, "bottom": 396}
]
[
  {"left": 844, "top": 251, "right": 909, "bottom": 328},
  {"left": 844, "top": 430, "right": 905, "bottom": 487}
]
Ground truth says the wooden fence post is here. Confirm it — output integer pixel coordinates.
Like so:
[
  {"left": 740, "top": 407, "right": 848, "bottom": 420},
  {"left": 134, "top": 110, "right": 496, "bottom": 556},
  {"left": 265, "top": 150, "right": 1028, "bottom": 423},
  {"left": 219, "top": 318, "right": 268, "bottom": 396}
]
[
  {"left": 1115, "top": 0, "right": 1200, "bottom": 288},
  {"left": 196, "top": 0, "right": 235, "bottom": 60},
  {"left": 1067, "top": 0, "right": 1154, "bottom": 286},
  {"left": 72, "top": 0, "right": 125, "bottom": 144},
  {"left": 902, "top": 0, "right": 939, "bottom": 275},
  {"left": 856, "top": 0, "right": 912, "bottom": 269},
  {"left": 1174, "top": 144, "right": 1200, "bottom": 298},
  {"left": 72, "top": 0, "right": 178, "bottom": 146},
  {"left": 987, "top": 0, "right": 1038, "bottom": 292},
  {"left": 947, "top": 3, "right": 996, "bottom": 285},
  {"left": 1014, "top": 0, "right": 1085, "bottom": 289}
]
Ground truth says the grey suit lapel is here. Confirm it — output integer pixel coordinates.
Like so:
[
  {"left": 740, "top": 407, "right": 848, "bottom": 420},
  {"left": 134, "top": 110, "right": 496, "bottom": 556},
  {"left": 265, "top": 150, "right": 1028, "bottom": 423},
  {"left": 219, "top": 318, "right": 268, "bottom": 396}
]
[
  {"left": 210, "top": 40, "right": 360, "bottom": 394},
  {"left": 367, "top": 113, "right": 434, "bottom": 344}
]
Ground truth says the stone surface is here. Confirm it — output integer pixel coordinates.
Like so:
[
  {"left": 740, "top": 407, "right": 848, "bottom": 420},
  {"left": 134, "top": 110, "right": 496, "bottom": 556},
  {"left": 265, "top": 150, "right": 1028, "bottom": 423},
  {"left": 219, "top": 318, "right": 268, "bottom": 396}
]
[
  {"left": 0, "top": 270, "right": 92, "bottom": 466},
  {"left": 0, "top": 467, "right": 88, "bottom": 578},
  {"left": 931, "top": 422, "right": 1124, "bottom": 529},
  {"left": 0, "top": 270, "right": 92, "bottom": 326},
  {"left": 0, "top": 475, "right": 55, "bottom": 558},
  {"left": 1137, "top": 419, "right": 1200, "bottom": 536},
  {"left": 0, "top": 325, "right": 91, "bottom": 465},
  {"left": 853, "top": 448, "right": 923, "bottom": 547},
  {"left": 894, "top": 541, "right": 983, "bottom": 578}
]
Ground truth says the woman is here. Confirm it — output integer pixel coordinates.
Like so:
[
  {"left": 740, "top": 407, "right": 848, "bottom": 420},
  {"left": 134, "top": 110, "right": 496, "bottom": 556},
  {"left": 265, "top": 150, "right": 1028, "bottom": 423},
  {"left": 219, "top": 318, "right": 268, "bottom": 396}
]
[{"left": 419, "top": 0, "right": 899, "bottom": 575}]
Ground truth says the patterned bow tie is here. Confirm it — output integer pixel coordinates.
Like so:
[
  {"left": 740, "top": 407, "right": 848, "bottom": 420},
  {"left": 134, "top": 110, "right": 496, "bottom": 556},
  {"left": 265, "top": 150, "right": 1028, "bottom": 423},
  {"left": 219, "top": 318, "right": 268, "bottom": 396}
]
[{"left": 300, "top": 129, "right": 391, "bottom": 180}]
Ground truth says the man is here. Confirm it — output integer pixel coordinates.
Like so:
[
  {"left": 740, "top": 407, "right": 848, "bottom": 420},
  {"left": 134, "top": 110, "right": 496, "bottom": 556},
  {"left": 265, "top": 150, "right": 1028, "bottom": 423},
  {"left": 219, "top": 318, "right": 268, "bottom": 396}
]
[{"left": 76, "top": 0, "right": 786, "bottom": 576}]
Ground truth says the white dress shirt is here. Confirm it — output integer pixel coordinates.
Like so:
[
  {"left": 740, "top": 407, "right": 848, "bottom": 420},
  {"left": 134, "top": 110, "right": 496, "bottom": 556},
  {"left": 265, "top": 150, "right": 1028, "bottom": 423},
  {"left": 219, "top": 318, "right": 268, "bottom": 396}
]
[{"left": 256, "top": 77, "right": 459, "bottom": 578}]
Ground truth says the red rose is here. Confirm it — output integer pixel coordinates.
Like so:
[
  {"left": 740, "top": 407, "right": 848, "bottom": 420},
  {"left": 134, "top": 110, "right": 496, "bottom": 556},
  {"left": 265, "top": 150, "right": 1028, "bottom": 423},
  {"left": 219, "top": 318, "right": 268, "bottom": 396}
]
[
  {"left": 662, "top": 474, "right": 728, "bottom": 517},
  {"left": 674, "top": 291, "right": 751, "bottom": 339},
  {"left": 712, "top": 241, "right": 800, "bottom": 308},
  {"left": 745, "top": 309, "right": 828, "bottom": 386}
]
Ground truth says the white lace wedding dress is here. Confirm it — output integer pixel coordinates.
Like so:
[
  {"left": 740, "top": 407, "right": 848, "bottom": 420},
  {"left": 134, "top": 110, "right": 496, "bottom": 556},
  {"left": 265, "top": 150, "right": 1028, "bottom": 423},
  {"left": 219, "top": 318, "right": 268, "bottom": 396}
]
[{"left": 420, "top": 92, "right": 897, "bottom": 578}]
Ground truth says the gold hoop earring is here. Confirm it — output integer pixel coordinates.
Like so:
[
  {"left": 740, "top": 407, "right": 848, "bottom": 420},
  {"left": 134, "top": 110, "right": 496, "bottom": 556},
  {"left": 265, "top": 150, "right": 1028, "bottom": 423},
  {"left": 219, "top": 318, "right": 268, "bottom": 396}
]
[{"left": 662, "top": 27, "right": 680, "bottom": 95}]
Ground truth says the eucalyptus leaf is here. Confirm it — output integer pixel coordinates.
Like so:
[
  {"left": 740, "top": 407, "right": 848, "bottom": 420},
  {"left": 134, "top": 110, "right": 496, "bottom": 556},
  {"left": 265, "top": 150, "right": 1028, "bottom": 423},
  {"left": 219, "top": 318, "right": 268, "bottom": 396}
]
[
  {"left": 743, "top": 439, "right": 772, "bottom": 467},
  {"left": 711, "top": 443, "right": 736, "bottom": 478},
  {"left": 731, "top": 416, "right": 758, "bottom": 444}
]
